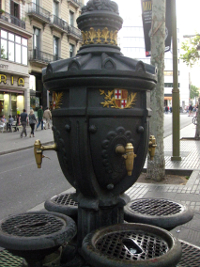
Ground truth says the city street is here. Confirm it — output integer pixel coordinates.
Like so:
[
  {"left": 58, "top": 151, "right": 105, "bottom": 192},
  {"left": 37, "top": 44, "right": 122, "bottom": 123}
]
[
  {"left": 0, "top": 114, "right": 194, "bottom": 221},
  {"left": 0, "top": 148, "right": 70, "bottom": 220},
  {"left": 164, "top": 113, "right": 193, "bottom": 137}
]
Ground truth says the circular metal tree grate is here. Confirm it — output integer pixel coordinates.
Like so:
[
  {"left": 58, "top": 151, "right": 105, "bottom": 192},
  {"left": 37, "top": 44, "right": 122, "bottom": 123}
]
[
  {"left": 95, "top": 230, "right": 168, "bottom": 260},
  {"left": 124, "top": 198, "right": 194, "bottom": 230},
  {"left": 0, "top": 212, "right": 77, "bottom": 252},
  {"left": 177, "top": 240, "right": 200, "bottom": 267},
  {"left": 1, "top": 213, "right": 63, "bottom": 237},
  {"left": 53, "top": 193, "right": 78, "bottom": 206},
  {"left": 44, "top": 193, "right": 78, "bottom": 219},
  {"left": 0, "top": 249, "right": 23, "bottom": 267},
  {"left": 128, "top": 198, "right": 183, "bottom": 216},
  {"left": 82, "top": 223, "right": 182, "bottom": 267}
]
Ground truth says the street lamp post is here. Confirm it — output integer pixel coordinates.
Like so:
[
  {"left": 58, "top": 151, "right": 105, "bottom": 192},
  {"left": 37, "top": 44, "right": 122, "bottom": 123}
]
[{"left": 171, "top": 0, "right": 181, "bottom": 161}]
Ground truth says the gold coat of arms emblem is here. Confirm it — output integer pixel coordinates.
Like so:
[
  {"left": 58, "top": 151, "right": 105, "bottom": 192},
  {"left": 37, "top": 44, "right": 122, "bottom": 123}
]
[{"left": 99, "top": 89, "right": 137, "bottom": 109}]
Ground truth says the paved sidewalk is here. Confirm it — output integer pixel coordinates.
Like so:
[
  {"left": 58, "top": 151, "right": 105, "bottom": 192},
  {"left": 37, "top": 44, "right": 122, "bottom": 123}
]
[
  {"left": 128, "top": 122, "right": 200, "bottom": 247},
  {"left": 0, "top": 126, "right": 54, "bottom": 155},
  {"left": 1, "top": 123, "right": 200, "bottom": 247}
]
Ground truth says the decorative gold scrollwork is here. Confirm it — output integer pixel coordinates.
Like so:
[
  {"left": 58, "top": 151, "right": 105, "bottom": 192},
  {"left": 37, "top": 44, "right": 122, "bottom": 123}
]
[
  {"left": 81, "top": 27, "right": 118, "bottom": 46},
  {"left": 53, "top": 92, "right": 63, "bottom": 109},
  {"left": 99, "top": 89, "right": 137, "bottom": 109}
]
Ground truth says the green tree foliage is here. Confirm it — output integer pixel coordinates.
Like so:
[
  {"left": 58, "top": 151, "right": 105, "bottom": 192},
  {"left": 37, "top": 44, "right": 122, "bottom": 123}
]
[
  {"left": 190, "top": 85, "right": 199, "bottom": 99},
  {"left": 180, "top": 34, "right": 200, "bottom": 67},
  {"left": 180, "top": 34, "right": 200, "bottom": 139}
]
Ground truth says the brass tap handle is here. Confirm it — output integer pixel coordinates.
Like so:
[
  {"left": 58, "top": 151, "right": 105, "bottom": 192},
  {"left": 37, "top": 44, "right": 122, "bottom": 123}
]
[
  {"left": 115, "top": 143, "right": 137, "bottom": 176},
  {"left": 34, "top": 140, "right": 57, "bottom": 168},
  {"left": 148, "top": 135, "right": 157, "bottom": 160}
]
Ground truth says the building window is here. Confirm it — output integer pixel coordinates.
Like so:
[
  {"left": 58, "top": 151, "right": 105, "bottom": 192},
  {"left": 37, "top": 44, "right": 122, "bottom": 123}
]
[
  {"left": 69, "top": 11, "right": 74, "bottom": 26},
  {"left": 33, "top": 27, "right": 40, "bottom": 50},
  {"left": 53, "top": 36, "right": 59, "bottom": 60},
  {"left": 164, "top": 83, "right": 180, "bottom": 88},
  {"left": 0, "top": 29, "right": 28, "bottom": 65},
  {"left": 53, "top": 0, "right": 59, "bottom": 16},
  {"left": 14, "top": 3, "right": 20, "bottom": 18},
  {"left": 33, "top": 27, "right": 40, "bottom": 59},
  {"left": 10, "top": 0, "right": 20, "bottom": 19},
  {"left": 69, "top": 44, "right": 74, "bottom": 57}
]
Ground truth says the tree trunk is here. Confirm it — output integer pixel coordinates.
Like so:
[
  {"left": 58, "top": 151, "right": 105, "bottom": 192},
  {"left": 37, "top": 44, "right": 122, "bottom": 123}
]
[
  {"left": 195, "top": 97, "right": 200, "bottom": 139},
  {"left": 147, "top": 0, "right": 165, "bottom": 181}
]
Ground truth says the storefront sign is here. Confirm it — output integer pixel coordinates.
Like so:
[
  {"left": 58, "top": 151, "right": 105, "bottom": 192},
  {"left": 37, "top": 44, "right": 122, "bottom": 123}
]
[
  {"left": 0, "top": 74, "right": 25, "bottom": 86},
  {"left": 0, "top": 74, "right": 7, "bottom": 84},
  {"left": 18, "top": 78, "right": 25, "bottom": 86}
]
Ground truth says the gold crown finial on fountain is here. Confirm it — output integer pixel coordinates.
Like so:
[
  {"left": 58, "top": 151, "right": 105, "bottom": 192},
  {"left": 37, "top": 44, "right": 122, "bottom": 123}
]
[{"left": 77, "top": 0, "right": 122, "bottom": 47}]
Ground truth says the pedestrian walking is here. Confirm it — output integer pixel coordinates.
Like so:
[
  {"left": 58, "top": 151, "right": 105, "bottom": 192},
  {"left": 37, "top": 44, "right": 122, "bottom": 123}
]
[
  {"left": 36, "top": 105, "right": 43, "bottom": 130},
  {"left": 13, "top": 114, "right": 20, "bottom": 132},
  {"left": 20, "top": 109, "right": 28, "bottom": 138},
  {"left": 29, "top": 109, "right": 37, "bottom": 137},
  {"left": 7, "top": 115, "right": 14, "bottom": 131},
  {"left": 188, "top": 104, "right": 193, "bottom": 117},
  {"left": 43, "top": 107, "right": 52, "bottom": 130}
]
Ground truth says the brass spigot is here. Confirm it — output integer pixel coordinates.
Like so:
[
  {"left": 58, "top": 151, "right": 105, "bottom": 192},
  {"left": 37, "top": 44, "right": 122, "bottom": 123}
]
[
  {"left": 148, "top": 135, "right": 157, "bottom": 160},
  {"left": 115, "top": 143, "right": 137, "bottom": 176},
  {"left": 34, "top": 140, "right": 57, "bottom": 168}
]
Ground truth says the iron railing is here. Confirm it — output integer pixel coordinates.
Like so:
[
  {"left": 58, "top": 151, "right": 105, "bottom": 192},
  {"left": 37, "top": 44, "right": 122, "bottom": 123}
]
[
  {"left": 68, "top": 0, "right": 84, "bottom": 8},
  {"left": 68, "top": 25, "right": 82, "bottom": 38},
  {"left": 28, "top": 2, "right": 51, "bottom": 22},
  {"left": 29, "top": 50, "right": 62, "bottom": 63},
  {"left": 51, "top": 15, "right": 68, "bottom": 31},
  {"left": 0, "top": 12, "right": 25, "bottom": 29}
]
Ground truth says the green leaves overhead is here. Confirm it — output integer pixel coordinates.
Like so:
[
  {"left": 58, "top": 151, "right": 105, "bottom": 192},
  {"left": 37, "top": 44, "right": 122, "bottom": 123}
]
[{"left": 180, "top": 34, "right": 200, "bottom": 67}]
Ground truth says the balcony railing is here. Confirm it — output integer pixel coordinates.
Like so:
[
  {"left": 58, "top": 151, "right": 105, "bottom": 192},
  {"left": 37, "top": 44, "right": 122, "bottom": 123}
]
[
  {"left": 29, "top": 49, "right": 62, "bottom": 63},
  {"left": 28, "top": 2, "right": 51, "bottom": 22},
  {"left": 0, "top": 12, "right": 25, "bottom": 29},
  {"left": 68, "top": 25, "right": 82, "bottom": 39},
  {"left": 68, "top": 0, "right": 84, "bottom": 8},
  {"left": 51, "top": 15, "right": 68, "bottom": 31}
]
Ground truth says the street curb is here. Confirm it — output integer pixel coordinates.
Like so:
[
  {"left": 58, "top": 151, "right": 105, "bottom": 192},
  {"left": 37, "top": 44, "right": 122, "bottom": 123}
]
[
  {"left": 142, "top": 168, "right": 193, "bottom": 176},
  {"left": 28, "top": 187, "right": 76, "bottom": 212}
]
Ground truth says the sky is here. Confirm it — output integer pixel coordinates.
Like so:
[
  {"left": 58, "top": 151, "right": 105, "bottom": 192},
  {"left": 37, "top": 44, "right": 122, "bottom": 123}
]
[
  {"left": 84, "top": 0, "right": 200, "bottom": 87},
  {"left": 85, "top": 0, "right": 200, "bottom": 35}
]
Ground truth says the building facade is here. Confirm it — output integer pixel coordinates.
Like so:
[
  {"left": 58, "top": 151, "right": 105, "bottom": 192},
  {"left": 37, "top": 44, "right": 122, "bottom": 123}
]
[
  {"left": 0, "top": 0, "right": 83, "bottom": 120},
  {"left": 26, "top": 0, "right": 83, "bottom": 111},
  {"left": 0, "top": 0, "right": 32, "bottom": 119}
]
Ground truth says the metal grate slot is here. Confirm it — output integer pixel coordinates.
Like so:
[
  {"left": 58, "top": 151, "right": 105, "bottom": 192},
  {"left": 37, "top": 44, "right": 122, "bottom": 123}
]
[
  {"left": 54, "top": 194, "right": 78, "bottom": 206},
  {"left": 129, "top": 199, "right": 183, "bottom": 216},
  {"left": 1, "top": 213, "right": 64, "bottom": 237},
  {"left": 95, "top": 230, "right": 169, "bottom": 261}
]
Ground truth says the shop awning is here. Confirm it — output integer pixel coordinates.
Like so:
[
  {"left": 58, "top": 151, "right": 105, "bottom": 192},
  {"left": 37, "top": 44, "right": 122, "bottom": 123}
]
[{"left": 164, "top": 96, "right": 172, "bottom": 100}]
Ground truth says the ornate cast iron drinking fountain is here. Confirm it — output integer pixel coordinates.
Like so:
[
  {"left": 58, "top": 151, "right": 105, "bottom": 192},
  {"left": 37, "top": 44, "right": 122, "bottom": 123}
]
[
  {"left": 34, "top": 0, "right": 183, "bottom": 265},
  {"left": 38, "top": 0, "right": 159, "bottom": 246},
  {"left": 0, "top": 0, "right": 190, "bottom": 266}
]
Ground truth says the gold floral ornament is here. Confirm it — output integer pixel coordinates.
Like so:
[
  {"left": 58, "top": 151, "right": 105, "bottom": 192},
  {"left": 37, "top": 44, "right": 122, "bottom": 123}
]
[
  {"left": 99, "top": 89, "right": 137, "bottom": 109},
  {"left": 101, "top": 27, "right": 110, "bottom": 43},
  {"left": 81, "top": 31, "right": 89, "bottom": 45},
  {"left": 81, "top": 27, "right": 118, "bottom": 46},
  {"left": 88, "top": 27, "right": 97, "bottom": 43},
  {"left": 54, "top": 92, "right": 63, "bottom": 109}
]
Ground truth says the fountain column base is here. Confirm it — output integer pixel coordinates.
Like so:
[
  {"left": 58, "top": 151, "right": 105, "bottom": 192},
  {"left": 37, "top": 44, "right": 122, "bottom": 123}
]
[{"left": 77, "top": 193, "right": 129, "bottom": 247}]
